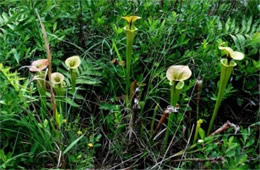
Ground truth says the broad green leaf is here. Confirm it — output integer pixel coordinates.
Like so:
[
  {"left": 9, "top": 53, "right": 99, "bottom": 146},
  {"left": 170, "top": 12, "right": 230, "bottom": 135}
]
[{"left": 199, "top": 128, "right": 205, "bottom": 140}]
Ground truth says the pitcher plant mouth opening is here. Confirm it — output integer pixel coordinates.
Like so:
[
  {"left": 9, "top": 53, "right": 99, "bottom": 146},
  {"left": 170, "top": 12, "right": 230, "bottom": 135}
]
[
  {"left": 166, "top": 65, "right": 192, "bottom": 83},
  {"left": 51, "top": 72, "right": 65, "bottom": 85},
  {"left": 221, "top": 58, "right": 237, "bottom": 67},
  {"left": 65, "top": 56, "right": 81, "bottom": 69},
  {"left": 122, "top": 16, "right": 141, "bottom": 30},
  {"left": 29, "top": 59, "right": 49, "bottom": 72}
]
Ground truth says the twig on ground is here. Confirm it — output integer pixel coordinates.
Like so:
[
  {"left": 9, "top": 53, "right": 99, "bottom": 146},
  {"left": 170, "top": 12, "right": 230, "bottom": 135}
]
[
  {"left": 210, "top": 120, "right": 240, "bottom": 136},
  {"left": 108, "top": 153, "right": 143, "bottom": 170},
  {"left": 173, "top": 156, "right": 225, "bottom": 164}
]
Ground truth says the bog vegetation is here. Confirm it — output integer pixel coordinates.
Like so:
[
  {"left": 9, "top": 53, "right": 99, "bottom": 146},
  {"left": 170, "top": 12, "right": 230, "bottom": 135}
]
[{"left": 0, "top": 0, "right": 259, "bottom": 169}]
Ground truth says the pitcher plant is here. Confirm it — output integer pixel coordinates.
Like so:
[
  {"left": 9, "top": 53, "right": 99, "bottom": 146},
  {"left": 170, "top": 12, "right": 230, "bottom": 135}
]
[
  {"left": 122, "top": 16, "right": 141, "bottom": 108},
  {"left": 207, "top": 47, "right": 244, "bottom": 135},
  {"left": 65, "top": 55, "right": 81, "bottom": 93},
  {"left": 162, "top": 65, "right": 192, "bottom": 152}
]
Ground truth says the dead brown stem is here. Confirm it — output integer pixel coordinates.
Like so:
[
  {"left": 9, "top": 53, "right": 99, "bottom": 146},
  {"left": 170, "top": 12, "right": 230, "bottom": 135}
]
[
  {"left": 153, "top": 106, "right": 177, "bottom": 136},
  {"left": 210, "top": 120, "right": 240, "bottom": 136},
  {"left": 35, "top": 10, "right": 62, "bottom": 168},
  {"left": 35, "top": 11, "right": 57, "bottom": 118},
  {"left": 154, "top": 110, "right": 169, "bottom": 135}
]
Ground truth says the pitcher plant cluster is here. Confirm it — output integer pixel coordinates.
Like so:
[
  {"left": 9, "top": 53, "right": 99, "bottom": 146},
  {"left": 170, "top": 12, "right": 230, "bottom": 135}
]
[
  {"left": 121, "top": 16, "right": 245, "bottom": 153},
  {"left": 162, "top": 47, "right": 244, "bottom": 152},
  {"left": 24, "top": 15, "right": 246, "bottom": 157},
  {"left": 29, "top": 55, "right": 81, "bottom": 127}
]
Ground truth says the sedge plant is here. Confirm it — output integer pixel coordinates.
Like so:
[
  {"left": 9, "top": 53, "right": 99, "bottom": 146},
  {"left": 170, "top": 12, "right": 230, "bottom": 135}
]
[
  {"left": 65, "top": 55, "right": 81, "bottom": 93},
  {"left": 162, "top": 65, "right": 192, "bottom": 152},
  {"left": 207, "top": 47, "right": 244, "bottom": 135},
  {"left": 122, "top": 16, "right": 141, "bottom": 108}
]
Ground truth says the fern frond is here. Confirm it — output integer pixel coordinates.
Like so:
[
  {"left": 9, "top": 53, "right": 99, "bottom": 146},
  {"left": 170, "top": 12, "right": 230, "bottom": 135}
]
[
  {"left": 76, "top": 59, "right": 102, "bottom": 86},
  {"left": 221, "top": 16, "right": 260, "bottom": 51}
]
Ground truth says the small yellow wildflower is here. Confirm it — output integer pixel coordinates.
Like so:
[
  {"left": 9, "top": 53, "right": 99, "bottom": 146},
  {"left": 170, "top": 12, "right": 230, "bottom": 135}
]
[
  {"left": 88, "top": 143, "right": 93, "bottom": 148},
  {"left": 62, "top": 119, "right": 67, "bottom": 123},
  {"left": 77, "top": 130, "right": 82, "bottom": 135}
]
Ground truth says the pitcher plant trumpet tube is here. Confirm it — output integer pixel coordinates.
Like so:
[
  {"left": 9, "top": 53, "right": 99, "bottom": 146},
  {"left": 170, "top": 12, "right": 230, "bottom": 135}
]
[
  {"left": 122, "top": 16, "right": 141, "bottom": 108},
  {"left": 51, "top": 72, "right": 66, "bottom": 127},
  {"left": 51, "top": 72, "right": 65, "bottom": 101},
  {"left": 193, "top": 119, "right": 203, "bottom": 144},
  {"left": 162, "top": 65, "right": 192, "bottom": 152},
  {"left": 30, "top": 59, "right": 49, "bottom": 92},
  {"left": 29, "top": 59, "right": 49, "bottom": 116},
  {"left": 65, "top": 55, "right": 81, "bottom": 93},
  {"left": 207, "top": 47, "right": 244, "bottom": 135}
]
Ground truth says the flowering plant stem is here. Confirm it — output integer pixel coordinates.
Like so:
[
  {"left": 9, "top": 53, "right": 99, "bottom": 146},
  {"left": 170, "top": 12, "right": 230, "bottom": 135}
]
[
  {"left": 125, "top": 30, "right": 135, "bottom": 108},
  {"left": 207, "top": 59, "right": 236, "bottom": 135},
  {"left": 162, "top": 81, "right": 182, "bottom": 152}
]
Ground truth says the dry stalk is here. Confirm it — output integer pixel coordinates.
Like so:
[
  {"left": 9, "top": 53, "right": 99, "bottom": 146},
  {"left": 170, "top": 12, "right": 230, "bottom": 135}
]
[
  {"left": 35, "top": 10, "right": 57, "bottom": 117},
  {"left": 153, "top": 106, "right": 178, "bottom": 136},
  {"left": 210, "top": 120, "right": 240, "bottom": 136},
  {"left": 35, "top": 10, "right": 62, "bottom": 168}
]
